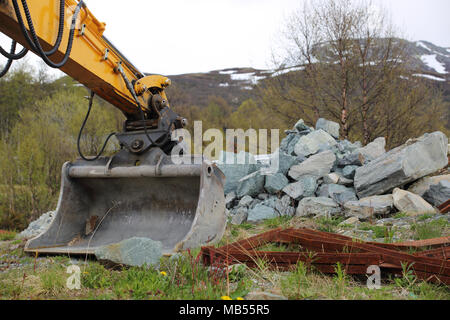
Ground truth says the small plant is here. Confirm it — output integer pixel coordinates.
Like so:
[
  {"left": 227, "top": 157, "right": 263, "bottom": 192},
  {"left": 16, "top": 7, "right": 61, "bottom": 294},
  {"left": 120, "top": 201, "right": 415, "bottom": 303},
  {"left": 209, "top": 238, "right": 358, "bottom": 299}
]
[
  {"left": 411, "top": 219, "right": 447, "bottom": 240},
  {"left": 263, "top": 215, "right": 292, "bottom": 228},
  {"left": 394, "top": 262, "right": 416, "bottom": 290},
  {"left": 393, "top": 212, "right": 407, "bottom": 219},
  {"left": 416, "top": 213, "right": 435, "bottom": 222}
]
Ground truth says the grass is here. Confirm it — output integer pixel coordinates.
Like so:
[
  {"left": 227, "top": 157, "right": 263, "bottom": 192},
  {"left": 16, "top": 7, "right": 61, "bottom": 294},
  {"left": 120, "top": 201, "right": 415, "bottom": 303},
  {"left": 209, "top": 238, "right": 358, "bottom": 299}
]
[
  {"left": 0, "top": 215, "right": 449, "bottom": 300},
  {"left": 0, "top": 230, "right": 16, "bottom": 241},
  {"left": 315, "top": 216, "right": 345, "bottom": 233},
  {"left": 411, "top": 218, "right": 449, "bottom": 240}
]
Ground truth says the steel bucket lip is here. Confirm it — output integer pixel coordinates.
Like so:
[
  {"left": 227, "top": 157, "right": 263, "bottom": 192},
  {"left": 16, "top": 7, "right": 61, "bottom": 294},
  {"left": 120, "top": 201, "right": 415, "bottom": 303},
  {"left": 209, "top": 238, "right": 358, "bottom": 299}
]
[{"left": 24, "top": 149, "right": 226, "bottom": 256}]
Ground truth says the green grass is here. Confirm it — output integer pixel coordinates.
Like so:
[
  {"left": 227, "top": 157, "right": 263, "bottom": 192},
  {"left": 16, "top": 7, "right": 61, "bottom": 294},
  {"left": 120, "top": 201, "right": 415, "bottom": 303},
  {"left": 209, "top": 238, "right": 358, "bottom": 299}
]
[
  {"left": 315, "top": 216, "right": 345, "bottom": 233},
  {"left": 1, "top": 216, "right": 449, "bottom": 300},
  {"left": 411, "top": 218, "right": 449, "bottom": 240},
  {"left": 0, "top": 230, "right": 16, "bottom": 241}
]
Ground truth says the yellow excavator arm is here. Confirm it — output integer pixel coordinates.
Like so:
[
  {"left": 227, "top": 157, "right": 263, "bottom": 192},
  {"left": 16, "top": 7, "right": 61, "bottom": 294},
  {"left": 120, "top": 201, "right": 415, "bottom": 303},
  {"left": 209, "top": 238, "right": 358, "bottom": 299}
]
[{"left": 0, "top": 0, "right": 169, "bottom": 120}]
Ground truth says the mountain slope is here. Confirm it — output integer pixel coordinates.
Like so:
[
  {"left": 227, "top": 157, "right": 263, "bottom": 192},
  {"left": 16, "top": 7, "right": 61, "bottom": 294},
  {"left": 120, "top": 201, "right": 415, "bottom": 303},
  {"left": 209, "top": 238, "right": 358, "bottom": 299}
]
[{"left": 162, "top": 39, "right": 449, "bottom": 109}]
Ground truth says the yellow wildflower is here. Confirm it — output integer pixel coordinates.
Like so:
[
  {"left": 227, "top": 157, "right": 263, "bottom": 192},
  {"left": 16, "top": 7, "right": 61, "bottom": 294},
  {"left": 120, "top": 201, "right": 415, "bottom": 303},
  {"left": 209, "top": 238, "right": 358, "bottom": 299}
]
[
  {"left": 221, "top": 295, "right": 232, "bottom": 300},
  {"left": 160, "top": 271, "right": 167, "bottom": 276}
]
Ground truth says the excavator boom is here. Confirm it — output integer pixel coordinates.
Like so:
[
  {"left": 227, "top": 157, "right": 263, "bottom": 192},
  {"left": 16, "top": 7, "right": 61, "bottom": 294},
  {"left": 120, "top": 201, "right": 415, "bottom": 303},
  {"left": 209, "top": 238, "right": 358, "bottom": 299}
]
[
  {"left": 0, "top": 0, "right": 226, "bottom": 256},
  {"left": 0, "top": 0, "right": 163, "bottom": 118}
]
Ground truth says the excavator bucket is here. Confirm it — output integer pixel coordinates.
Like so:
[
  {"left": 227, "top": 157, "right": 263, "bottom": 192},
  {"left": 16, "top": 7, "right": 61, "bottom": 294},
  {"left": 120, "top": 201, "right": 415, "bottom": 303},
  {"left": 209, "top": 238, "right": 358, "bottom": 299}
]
[{"left": 24, "top": 148, "right": 227, "bottom": 255}]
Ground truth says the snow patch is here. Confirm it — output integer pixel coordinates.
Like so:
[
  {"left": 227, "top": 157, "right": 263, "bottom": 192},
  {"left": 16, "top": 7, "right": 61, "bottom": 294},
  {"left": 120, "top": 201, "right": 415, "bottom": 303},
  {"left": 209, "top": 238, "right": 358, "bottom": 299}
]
[
  {"left": 219, "top": 83, "right": 229, "bottom": 87},
  {"left": 412, "top": 73, "right": 446, "bottom": 82},
  {"left": 271, "top": 66, "right": 305, "bottom": 77},
  {"left": 219, "top": 70, "right": 236, "bottom": 75},
  {"left": 420, "top": 54, "right": 447, "bottom": 74},
  {"left": 230, "top": 72, "right": 265, "bottom": 84},
  {"left": 417, "top": 41, "right": 432, "bottom": 52}
]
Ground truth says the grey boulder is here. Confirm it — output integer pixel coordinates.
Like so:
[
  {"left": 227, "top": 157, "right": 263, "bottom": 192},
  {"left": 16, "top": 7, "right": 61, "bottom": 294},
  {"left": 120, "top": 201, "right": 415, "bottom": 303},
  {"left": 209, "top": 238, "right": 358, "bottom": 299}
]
[
  {"left": 296, "top": 197, "right": 341, "bottom": 217},
  {"left": 408, "top": 174, "right": 450, "bottom": 197},
  {"left": 275, "top": 195, "right": 296, "bottom": 216},
  {"left": 230, "top": 207, "right": 248, "bottom": 225},
  {"left": 238, "top": 195, "right": 254, "bottom": 207},
  {"left": 318, "top": 184, "right": 357, "bottom": 205},
  {"left": 282, "top": 176, "right": 318, "bottom": 200},
  {"left": 247, "top": 204, "right": 278, "bottom": 222},
  {"left": 94, "top": 237, "right": 163, "bottom": 267},
  {"left": 392, "top": 188, "right": 436, "bottom": 215},
  {"left": 288, "top": 150, "right": 336, "bottom": 180},
  {"left": 294, "top": 129, "right": 337, "bottom": 157},
  {"left": 236, "top": 170, "right": 265, "bottom": 198},
  {"left": 339, "top": 137, "right": 386, "bottom": 166},
  {"left": 354, "top": 132, "right": 448, "bottom": 198},
  {"left": 423, "top": 180, "right": 450, "bottom": 207},
  {"left": 343, "top": 195, "right": 394, "bottom": 219},
  {"left": 217, "top": 151, "right": 258, "bottom": 194},
  {"left": 18, "top": 211, "right": 55, "bottom": 239},
  {"left": 265, "top": 172, "right": 289, "bottom": 194},
  {"left": 316, "top": 118, "right": 340, "bottom": 139}
]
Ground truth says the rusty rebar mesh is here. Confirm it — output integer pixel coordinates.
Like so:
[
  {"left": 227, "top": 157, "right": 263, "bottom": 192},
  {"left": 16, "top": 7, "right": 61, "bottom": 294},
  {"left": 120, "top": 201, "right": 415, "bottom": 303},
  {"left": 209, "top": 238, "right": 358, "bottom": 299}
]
[
  {"left": 438, "top": 199, "right": 450, "bottom": 214},
  {"left": 198, "top": 228, "right": 450, "bottom": 285}
]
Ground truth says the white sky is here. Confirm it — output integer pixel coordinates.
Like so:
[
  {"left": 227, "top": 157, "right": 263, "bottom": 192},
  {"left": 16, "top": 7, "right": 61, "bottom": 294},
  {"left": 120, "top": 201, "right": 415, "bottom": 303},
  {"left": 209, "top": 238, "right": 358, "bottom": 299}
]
[{"left": 1, "top": 0, "right": 449, "bottom": 77}]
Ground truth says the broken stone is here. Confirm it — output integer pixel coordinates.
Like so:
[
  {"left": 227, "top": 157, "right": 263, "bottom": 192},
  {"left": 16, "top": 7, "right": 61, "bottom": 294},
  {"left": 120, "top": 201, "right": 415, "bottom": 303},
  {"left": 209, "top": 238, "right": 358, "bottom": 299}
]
[
  {"left": 231, "top": 207, "right": 248, "bottom": 225},
  {"left": 282, "top": 176, "right": 318, "bottom": 200},
  {"left": 294, "top": 129, "right": 337, "bottom": 157},
  {"left": 18, "top": 211, "right": 55, "bottom": 239},
  {"left": 342, "top": 165, "right": 358, "bottom": 179},
  {"left": 392, "top": 188, "right": 436, "bottom": 215},
  {"left": 94, "top": 237, "right": 163, "bottom": 267},
  {"left": 288, "top": 150, "right": 336, "bottom": 180},
  {"left": 257, "top": 193, "right": 269, "bottom": 200},
  {"left": 236, "top": 170, "right": 265, "bottom": 198},
  {"left": 337, "top": 176, "right": 354, "bottom": 187},
  {"left": 423, "top": 180, "right": 450, "bottom": 207},
  {"left": 339, "top": 137, "right": 386, "bottom": 166},
  {"left": 323, "top": 173, "right": 340, "bottom": 184},
  {"left": 294, "top": 119, "right": 310, "bottom": 132},
  {"left": 217, "top": 151, "right": 259, "bottom": 194},
  {"left": 407, "top": 174, "right": 450, "bottom": 197},
  {"left": 265, "top": 172, "right": 289, "bottom": 194},
  {"left": 225, "top": 192, "right": 237, "bottom": 209},
  {"left": 338, "top": 216, "right": 360, "bottom": 226},
  {"left": 354, "top": 132, "right": 448, "bottom": 198},
  {"left": 296, "top": 197, "right": 341, "bottom": 217},
  {"left": 343, "top": 195, "right": 394, "bottom": 219},
  {"left": 317, "top": 184, "right": 357, "bottom": 205},
  {"left": 247, "top": 204, "right": 278, "bottom": 222},
  {"left": 238, "top": 195, "right": 253, "bottom": 207},
  {"left": 271, "top": 151, "right": 298, "bottom": 175},
  {"left": 275, "top": 195, "right": 296, "bottom": 216},
  {"left": 315, "top": 118, "right": 340, "bottom": 139}
]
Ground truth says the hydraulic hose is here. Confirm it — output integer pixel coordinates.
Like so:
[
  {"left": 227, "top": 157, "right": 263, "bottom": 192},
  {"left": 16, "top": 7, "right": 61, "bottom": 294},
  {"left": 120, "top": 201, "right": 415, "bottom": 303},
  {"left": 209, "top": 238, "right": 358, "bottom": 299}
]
[
  {"left": 0, "top": 41, "right": 16, "bottom": 77},
  {"left": 77, "top": 91, "right": 116, "bottom": 161},
  {"left": 0, "top": 40, "right": 28, "bottom": 60},
  {"left": 11, "top": 0, "right": 83, "bottom": 68}
]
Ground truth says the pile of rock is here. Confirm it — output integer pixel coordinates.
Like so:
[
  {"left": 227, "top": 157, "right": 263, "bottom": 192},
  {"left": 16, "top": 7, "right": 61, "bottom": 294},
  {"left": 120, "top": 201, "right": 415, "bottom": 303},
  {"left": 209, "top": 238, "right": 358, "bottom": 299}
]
[{"left": 219, "top": 118, "right": 449, "bottom": 225}]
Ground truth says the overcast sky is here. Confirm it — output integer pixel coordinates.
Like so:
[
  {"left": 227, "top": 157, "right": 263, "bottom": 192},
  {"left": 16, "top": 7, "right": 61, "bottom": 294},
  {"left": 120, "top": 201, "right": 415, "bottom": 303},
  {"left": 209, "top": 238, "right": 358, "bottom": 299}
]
[{"left": 1, "top": 0, "right": 449, "bottom": 76}]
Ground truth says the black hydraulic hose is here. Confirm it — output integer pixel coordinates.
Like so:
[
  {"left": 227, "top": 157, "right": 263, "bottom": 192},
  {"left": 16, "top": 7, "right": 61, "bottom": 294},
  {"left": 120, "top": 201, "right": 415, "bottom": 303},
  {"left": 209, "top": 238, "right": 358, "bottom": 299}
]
[
  {"left": 0, "top": 41, "right": 17, "bottom": 77},
  {"left": 77, "top": 91, "right": 116, "bottom": 161},
  {"left": 0, "top": 40, "right": 28, "bottom": 60},
  {"left": 11, "top": 0, "right": 83, "bottom": 68},
  {"left": 43, "top": 0, "right": 66, "bottom": 56}
]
